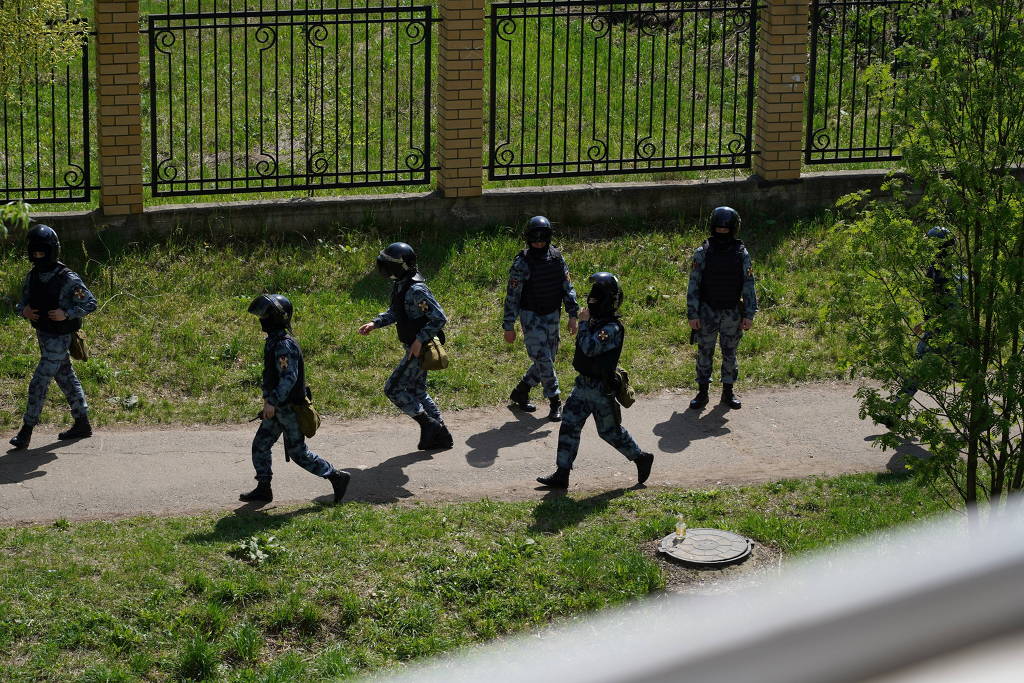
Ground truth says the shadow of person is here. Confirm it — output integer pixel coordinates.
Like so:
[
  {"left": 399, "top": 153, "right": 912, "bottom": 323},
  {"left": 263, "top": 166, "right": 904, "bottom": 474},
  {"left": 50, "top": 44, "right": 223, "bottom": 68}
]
[
  {"left": 864, "top": 434, "right": 934, "bottom": 473},
  {"left": 340, "top": 450, "right": 435, "bottom": 504},
  {"left": 528, "top": 487, "right": 627, "bottom": 534},
  {"left": 464, "top": 415, "right": 551, "bottom": 469},
  {"left": 651, "top": 403, "right": 731, "bottom": 454},
  {"left": 0, "top": 439, "right": 76, "bottom": 485},
  {"left": 183, "top": 504, "right": 324, "bottom": 545}
]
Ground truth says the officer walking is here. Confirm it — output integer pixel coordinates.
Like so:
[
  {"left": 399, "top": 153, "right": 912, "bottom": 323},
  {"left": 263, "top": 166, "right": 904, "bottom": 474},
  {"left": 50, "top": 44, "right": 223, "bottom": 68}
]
[
  {"left": 536, "top": 272, "right": 654, "bottom": 489},
  {"left": 9, "top": 225, "right": 96, "bottom": 450},
  {"left": 240, "top": 294, "right": 350, "bottom": 503},
  {"left": 358, "top": 242, "right": 453, "bottom": 451},
  {"left": 687, "top": 207, "right": 758, "bottom": 411},
  {"left": 503, "top": 216, "right": 579, "bottom": 421}
]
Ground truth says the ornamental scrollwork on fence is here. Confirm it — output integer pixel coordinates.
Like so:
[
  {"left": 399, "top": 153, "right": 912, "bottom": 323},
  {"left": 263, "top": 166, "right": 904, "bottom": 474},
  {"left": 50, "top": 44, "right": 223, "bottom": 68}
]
[
  {"left": 587, "top": 138, "right": 609, "bottom": 163},
  {"left": 634, "top": 137, "right": 658, "bottom": 161},
  {"left": 404, "top": 147, "right": 426, "bottom": 171},
  {"left": 405, "top": 20, "right": 428, "bottom": 46},
  {"left": 495, "top": 18, "right": 518, "bottom": 43},
  {"left": 62, "top": 164, "right": 87, "bottom": 189}
]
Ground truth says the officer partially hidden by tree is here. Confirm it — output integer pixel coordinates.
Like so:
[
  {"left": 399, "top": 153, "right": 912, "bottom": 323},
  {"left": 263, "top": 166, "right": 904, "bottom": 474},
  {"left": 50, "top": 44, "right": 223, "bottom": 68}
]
[
  {"left": 687, "top": 207, "right": 758, "bottom": 411},
  {"left": 239, "top": 294, "right": 350, "bottom": 504},
  {"left": 9, "top": 225, "right": 96, "bottom": 450},
  {"left": 358, "top": 242, "right": 454, "bottom": 451},
  {"left": 503, "top": 216, "right": 579, "bottom": 421},
  {"left": 536, "top": 272, "right": 654, "bottom": 489}
]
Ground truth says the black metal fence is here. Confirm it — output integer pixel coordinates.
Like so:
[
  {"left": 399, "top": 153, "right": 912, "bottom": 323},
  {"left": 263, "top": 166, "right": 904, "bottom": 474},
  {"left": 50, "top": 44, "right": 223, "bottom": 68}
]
[
  {"left": 487, "top": 0, "right": 758, "bottom": 180},
  {"left": 805, "top": 0, "right": 910, "bottom": 164},
  {"left": 145, "top": 1, "right": 436, "bottom": 197},
  {"left": 0, "top": 22, "right": 92, "bottom": 204}
]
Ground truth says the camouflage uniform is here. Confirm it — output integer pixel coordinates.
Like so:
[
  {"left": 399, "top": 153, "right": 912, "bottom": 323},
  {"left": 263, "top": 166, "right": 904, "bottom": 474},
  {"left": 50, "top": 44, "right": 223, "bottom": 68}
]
[
  {"left": 374, "top": 278, "right": 448, "bottom": 419},
  {"left": 503, "top": 249, "right": 578, "bottom": 399},
  {"left": 556, "top": 320, "right": 643, "bottom": 470},
  {"left": 252, "top": 330, "right": 337, "bottom": 483},
  {"left": 15, "top": 266, "right": 96, "bottom": 427},
  {"left": 686, "top": 241, "right": 757, "bottom": 385}
]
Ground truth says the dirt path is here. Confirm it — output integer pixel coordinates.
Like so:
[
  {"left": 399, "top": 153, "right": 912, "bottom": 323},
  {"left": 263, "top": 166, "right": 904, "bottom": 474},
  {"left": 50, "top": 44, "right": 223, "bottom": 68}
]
[{"left": 0, "top": 382, "right": 922, "bottom": 525}]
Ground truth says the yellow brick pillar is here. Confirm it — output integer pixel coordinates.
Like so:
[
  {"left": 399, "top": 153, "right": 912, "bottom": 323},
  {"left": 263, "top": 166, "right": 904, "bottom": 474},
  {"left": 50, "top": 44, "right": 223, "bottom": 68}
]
[
  {"left": 94, "top": 1, "right": 144, "bottom": 215},
  {"left": 753, "top": 0, "right": 810, "bottom": 182},
  {"left": 437, "top": 0, "right": 485, "bottom": 198}
]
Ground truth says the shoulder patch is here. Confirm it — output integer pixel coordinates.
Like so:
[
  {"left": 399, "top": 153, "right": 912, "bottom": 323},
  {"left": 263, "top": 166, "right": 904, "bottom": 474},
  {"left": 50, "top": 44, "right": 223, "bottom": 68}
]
[
  {"left": 277, "top": 355, "right": 289, "bottom": 370},
  {"left": 509, "top": 277, "right": 520, "bottom": 289},
  {"left": 417, "top": 300, "right": 430, "bottom": 312},
  {"left": 692, "top": 260, "right": 701, "bottom": 271},
  {"left": 73, "top": 287, "right": 88, "bottom": 301},
  {"left": 747, "top": 266, "right": 754, "bottom": 277},
  {"left": 597, "top": 329, "right": 609, "bottom": 342}
]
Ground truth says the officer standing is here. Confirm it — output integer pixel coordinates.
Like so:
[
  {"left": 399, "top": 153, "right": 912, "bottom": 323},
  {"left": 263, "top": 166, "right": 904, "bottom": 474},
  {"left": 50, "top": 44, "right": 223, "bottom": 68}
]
[
  {"left": 240, "top": 294, "right": 350, "bottom": 503},
  {"left": 536, "top": 272, "right": 654, "bottom": 489},
  {"left": 358, "top": 242, "right": 453, "bottom": 451},
  {"left": 687, "top": 207, "right": 758, "bottom": 411},
  {"left": 503, "top": 216, "right": 579, "bottom": 421},
  {"left": 9, "top": 225, "right": 96, "bottom": 451}
]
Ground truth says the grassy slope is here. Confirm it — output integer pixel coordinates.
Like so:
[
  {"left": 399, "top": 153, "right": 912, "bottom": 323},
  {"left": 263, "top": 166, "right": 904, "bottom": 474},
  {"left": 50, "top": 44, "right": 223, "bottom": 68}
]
[
  {"left": 0, "top": 214, "right": 849, "bottom": 428},
  {"left": 0, "top": 473, "right": 947, "bottom": 681}
]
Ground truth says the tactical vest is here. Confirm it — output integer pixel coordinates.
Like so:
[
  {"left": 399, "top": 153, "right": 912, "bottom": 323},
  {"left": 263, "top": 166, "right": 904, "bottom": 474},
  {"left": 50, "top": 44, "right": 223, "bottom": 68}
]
[
  {"left": 28, "top": 263, "right": 81, "bottom": 335},
  {"left": 573, "top": 319, "right": 624, "bottom": 386},
  {"left": 520, "top": 247, "right": 565, "bottom": 315},
  {"left": 392, "top": 275, "right": 445, "bottom": 346},
  {"left": 262, "top": 333, "right": 307, "bottom": 405},
  {"left": 698, "top": 239, "right": 744, "bottom": 310}
]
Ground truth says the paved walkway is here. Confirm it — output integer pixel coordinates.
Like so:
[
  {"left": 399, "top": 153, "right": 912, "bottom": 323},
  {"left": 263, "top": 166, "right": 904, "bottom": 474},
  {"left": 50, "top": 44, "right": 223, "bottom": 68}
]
[{"left": 0, "top": 382, "right": 924, "bottom": 524}]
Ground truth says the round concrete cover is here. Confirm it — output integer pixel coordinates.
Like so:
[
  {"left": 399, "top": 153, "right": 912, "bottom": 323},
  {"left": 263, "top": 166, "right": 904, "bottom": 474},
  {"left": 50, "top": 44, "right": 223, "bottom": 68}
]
[{"left": 658, "top": 528, "right": 754, "bottom": 566}]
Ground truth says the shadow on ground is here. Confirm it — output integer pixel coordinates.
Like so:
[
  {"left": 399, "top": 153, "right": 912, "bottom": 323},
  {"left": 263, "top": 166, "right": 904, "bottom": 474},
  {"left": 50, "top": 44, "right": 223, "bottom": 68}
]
[
  {"left": 464, "top": 413, "right": 551, "bottom": 468},
  {"left": 652, "top": 403, "right": 731, "bottom": 454},
  {"left": 529, "top": 487, "right": 629, "bottom": 534},
  {"left": 0, "top": 440, "right": 78, "bottom": 485}
]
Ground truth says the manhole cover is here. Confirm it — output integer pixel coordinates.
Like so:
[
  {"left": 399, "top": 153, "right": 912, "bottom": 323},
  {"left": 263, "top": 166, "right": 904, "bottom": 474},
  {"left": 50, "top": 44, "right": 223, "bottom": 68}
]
[{"left": 657, "top": 528, "right": 753, "bottom": 566}]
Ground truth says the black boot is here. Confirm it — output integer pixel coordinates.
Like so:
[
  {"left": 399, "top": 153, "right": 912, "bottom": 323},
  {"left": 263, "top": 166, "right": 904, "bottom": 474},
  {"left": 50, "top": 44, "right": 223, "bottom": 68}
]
[
  {"left": 239, "top": 481, "right": 273, "bottom": 502},
  {"left": 509, "top": 382, "right": 537, "bottom": 412},
  {"left": 413, "top": 412, "right": 443, "bottom": 450},
  {"left": 58, "top": 416, "right": 92, "bottom": 440},
  {"left": 689, "top": 383, "right": 709, "bottom": 410},
  {"left": 9, "top": 424, "right": 32, "bottom": 450},
  {"left": 536, "top": 467, "right": 570, "bottom": 489},
  {"left": 327, "top": 471, "right": 351, "bottom": 503},
  {"left": 547, "top": 397, "right": 562, "bottom": 422},
  {"left": 721, "top": 384, "right": 742, "bottom": 409},
  {"left": 635, "top": 452, "right": 654, "bottom": 485},
  {"left": 427, "top": 422, "right": 454, "bottom": 450}
]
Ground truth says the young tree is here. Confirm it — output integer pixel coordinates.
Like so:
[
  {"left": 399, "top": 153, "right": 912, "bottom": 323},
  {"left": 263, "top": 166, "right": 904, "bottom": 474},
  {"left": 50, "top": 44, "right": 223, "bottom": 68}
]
[
  {"left": 829, "top": 0, "right": 1024, "bottom": 522},
  {"left": 0, "top": 0, "right": 87, "bottom": 101}
]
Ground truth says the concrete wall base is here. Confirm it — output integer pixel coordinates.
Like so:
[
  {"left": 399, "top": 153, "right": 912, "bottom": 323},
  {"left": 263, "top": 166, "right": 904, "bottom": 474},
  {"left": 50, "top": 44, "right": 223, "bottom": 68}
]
[{"left": 35, "top": 170, "right": 896, "bottom": 242}]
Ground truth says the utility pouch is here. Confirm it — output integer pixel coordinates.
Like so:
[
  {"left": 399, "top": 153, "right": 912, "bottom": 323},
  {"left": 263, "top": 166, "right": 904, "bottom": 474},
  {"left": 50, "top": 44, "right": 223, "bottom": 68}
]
[
  {"left": 612, "top": 367, "right": 635, "bottom": 408},
  {"left": 420, "top": 337, "right": 449, "bottom": 371},
  {"left": 70, "top": 330, "right": 89, "bottom": 361},
  {"left": 292, "top": 386, "right": 321, "bottom": 439}
]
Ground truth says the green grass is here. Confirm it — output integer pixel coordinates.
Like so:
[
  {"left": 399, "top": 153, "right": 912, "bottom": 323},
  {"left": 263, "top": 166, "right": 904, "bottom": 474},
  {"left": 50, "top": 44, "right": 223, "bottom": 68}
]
[
  {"left": 0, "top": 472, "right": 950, "bottom": 681},
  {"left": 0, "top": 213, "right": 851, "bottom": 428}
]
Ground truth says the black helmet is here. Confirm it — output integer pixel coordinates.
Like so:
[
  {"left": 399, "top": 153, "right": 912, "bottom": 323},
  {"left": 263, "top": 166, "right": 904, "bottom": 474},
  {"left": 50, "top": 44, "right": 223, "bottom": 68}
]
[
  {"left": 524, "top": 216, "right": 553, "bottom": 245},
  {"left": 586, "top": 271, "right": 623, "bottom": 320},
  {"left": 377, "top": 242, "right": 417, "bottom": 280},
  {"left": 26, "top": 224, "right": 60, "bottom": 266},
  {"left": 248, "top": 293, "right": 293, "bottom": 333},
  {"left": 709, "top": 206, "right": 741, "bottom": 237}
]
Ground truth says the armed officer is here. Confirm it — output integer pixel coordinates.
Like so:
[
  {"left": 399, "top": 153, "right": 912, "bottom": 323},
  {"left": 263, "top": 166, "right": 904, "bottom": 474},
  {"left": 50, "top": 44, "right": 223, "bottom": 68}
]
[
  {"left": 240, "top": 294, "right": 350, "bottom": 504},
  {"left": 358, "top": 242, "right": 453, "bottom": 451},
  {"left": 9, "top": 225, "right": 96, "bottom": 450},
  {"left": 686, "top": 207, "right": 758, "bottom": 411},
  {"left": 536, "top": 272, "right": 654, "bottom": 489},
  {"left": 503, "top": 216, "right": 579, "bottom": 421}
]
